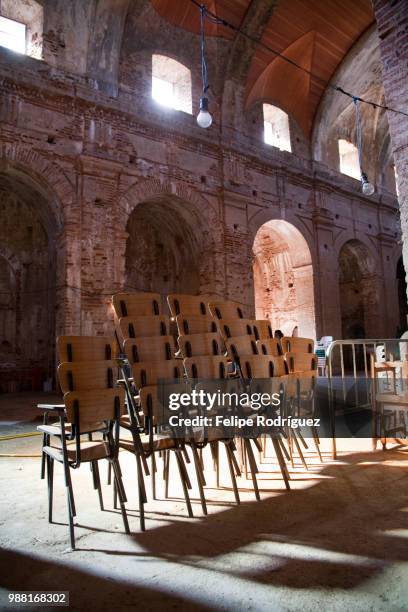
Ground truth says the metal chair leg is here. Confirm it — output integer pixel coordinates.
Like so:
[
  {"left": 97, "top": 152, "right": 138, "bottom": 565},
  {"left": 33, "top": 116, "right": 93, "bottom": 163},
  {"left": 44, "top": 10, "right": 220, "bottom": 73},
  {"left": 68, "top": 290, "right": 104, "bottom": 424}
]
[
  {"left": 228, "top": 442, "right": 242, "bottom": 477},
  {"left": 297, "top": 429, "right": 309, "bottom": 449},
  {"left": 293, "top": 431, "right": 308, "bottom": 469},
  {"left": 47, "top": 455, "right": 54, "bottom": 523},
  {"left": 191, "top": 444, "right": 207, "bottom": 515},
  {"left": 272, "top": 437, "right": 291, "bottom": 490},
  {"left": 312, "top": 427, "right": 323, "bottom": 462},
  {"left": 151, "top": 453, "right": 157, "bottom": 500},
  {"left": 164, "top": 450, "right": 170, "bottom": 498},
  {"left": 111, "top": 458, "right": 130, "bottom": 534},
  {"left": 245, "top": 439, "right": 260, "bottom": 501},
  {"left": 225, "top": 443, "right": 240, "bottom": 504},
  {"left": 175, "top": 450, "right": 193, "bottom": 517},
  {"left": 92, "top": 461, "right": 104, "bottom": 511},
  {"left": 61, "top": 456, "right": 75, "bottom": 550}
]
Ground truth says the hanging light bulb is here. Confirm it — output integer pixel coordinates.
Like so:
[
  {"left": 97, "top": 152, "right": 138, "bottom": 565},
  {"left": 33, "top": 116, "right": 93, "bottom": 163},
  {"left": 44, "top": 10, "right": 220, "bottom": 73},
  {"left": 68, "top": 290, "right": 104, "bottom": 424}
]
[
  {"left": 196, "top": 5, "right": 213, "bottom": 129},
  {"left": 352, "top": 97, "right": 375, "bottom": 197},
  {"left": 197, "top": 96, "right": 212, "bottom": 129},
  {"left": 361, "top": 172, "right": 375, "bottom": 196}
]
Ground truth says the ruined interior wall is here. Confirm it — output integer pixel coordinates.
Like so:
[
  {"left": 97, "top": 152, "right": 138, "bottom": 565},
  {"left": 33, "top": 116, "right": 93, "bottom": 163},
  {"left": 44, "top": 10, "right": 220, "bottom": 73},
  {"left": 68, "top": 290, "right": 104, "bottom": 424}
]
[
  {"left": 338, "top": 240, "right": 381, "bottom": 339},
  {"left": 125, "top": 199, "right": 201, "bottom": 303},
  {"left": 0, "top": 188, "right": 56, "bottom": 391},
  {"left": 0, "top": 0, "right": 403, "bottom": 389}
]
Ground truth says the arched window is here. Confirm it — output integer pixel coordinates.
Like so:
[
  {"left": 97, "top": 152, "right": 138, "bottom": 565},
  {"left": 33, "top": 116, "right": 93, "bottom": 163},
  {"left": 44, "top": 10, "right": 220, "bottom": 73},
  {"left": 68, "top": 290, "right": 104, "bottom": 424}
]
[
  {"left": 152, "top": 55, "right": 192, "bottom": 114},
  {"left": 338, "top": 139, "right": 360, "bottom": 179},
  {"left": 0, "top": 0, "right": 43, "bottom": 58},
  {"left": 263, "top": 104, "right": 291, "bottom": 152}
]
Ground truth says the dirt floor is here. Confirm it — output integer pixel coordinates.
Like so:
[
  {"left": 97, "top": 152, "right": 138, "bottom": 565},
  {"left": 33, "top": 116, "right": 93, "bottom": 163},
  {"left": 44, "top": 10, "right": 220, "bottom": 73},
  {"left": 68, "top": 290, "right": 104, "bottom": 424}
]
[{"left": 0, "top": 392, "right": 407, "bottom": 611}]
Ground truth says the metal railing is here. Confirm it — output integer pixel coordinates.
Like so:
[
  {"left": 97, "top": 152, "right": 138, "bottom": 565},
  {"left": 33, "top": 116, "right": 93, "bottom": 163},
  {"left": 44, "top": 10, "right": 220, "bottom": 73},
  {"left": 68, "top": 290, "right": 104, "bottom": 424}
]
[
  {"left": 325, "top": 338, "right": 408, "bottom": 457},
  {"left": 326, "top": 338, "right": 408, "bottom": 380}
]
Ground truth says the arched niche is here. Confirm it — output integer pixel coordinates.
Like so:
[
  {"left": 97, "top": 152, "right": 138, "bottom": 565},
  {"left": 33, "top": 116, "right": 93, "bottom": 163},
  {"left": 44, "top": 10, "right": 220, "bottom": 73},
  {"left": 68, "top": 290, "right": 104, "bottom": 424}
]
[
  {"left": 124, "top": 196, "right": 203, "bottom": 306},
  {"left": 0, "top": 171, "right": 58, "bottom": 391},
  {"left": 338, "top": 239, "right": 379, "bottom": 339}
]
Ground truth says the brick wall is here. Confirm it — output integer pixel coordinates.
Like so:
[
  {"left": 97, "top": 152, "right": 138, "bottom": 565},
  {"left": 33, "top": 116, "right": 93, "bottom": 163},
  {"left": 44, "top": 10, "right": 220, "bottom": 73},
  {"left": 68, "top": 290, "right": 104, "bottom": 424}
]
[
  {"left": 0, "top": 2, "right": 404, "bottom": 388},
  {"left": 373, "top": 0, "right": 408, "bottom": 314}
]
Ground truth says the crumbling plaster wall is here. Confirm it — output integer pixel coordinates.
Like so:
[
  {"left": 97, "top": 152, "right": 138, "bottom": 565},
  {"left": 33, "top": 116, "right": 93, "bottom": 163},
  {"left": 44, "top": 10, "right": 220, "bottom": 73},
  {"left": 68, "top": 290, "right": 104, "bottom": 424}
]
[{"left": 0, "top": 0, "right": 402, "bottom": 372}]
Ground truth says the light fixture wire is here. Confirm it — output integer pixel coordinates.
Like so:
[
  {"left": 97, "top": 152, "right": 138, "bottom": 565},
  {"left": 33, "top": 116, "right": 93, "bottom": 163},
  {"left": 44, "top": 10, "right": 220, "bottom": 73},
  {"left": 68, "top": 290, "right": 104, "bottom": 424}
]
[
  {"left": 200, "top": 4, "right": 209, "bottom": 95},
  {"left": 353, "top": 96, "right": 364, "bottom": 177}
]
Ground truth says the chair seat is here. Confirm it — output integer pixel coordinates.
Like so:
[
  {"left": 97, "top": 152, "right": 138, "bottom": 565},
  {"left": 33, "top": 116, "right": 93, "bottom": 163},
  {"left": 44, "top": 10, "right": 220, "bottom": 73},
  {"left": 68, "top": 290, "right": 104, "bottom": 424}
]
[
  {"left": 38, "top": 422, "right": 105, "bottom": 436},
  {"left": 119, "top": 434, "right": 177, "bottom": 453},
  {"left": 44, "top": 440, "right": 110, "bottom": 463},
  {"left": 38, "top": 423, "right": 72, "bottom": 436}
]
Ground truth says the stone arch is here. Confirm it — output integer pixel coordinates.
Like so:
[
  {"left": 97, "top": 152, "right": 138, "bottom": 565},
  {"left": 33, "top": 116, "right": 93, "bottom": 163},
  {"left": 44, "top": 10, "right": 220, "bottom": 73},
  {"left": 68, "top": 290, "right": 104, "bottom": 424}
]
[
  {"left": 249, "top": 208, "right": 317, "bottom": 267},
  {"left": 333, "top": 231, "right": 380, "bottom": 269},
  {"left": 0, "top": 143, "right": 74, "bottom": 228},
  {"left": 252, "top": 218, "right": 317, "bottom": 339},
  {"left": 0, "top": 147, "right": 75, "bottom": 389},
  {"left": 338, "top": 239, "right": 380, "bottom": 339},
  {"left": 118, "top": 179, "right": 221, "bottom": 300}
]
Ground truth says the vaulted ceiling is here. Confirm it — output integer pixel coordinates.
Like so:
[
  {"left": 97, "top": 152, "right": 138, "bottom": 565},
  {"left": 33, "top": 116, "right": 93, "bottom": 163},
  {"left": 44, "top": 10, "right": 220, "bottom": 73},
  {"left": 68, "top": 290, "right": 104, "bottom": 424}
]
[{"left": 150, "top": 0, "right": 374, "bottom": 135}]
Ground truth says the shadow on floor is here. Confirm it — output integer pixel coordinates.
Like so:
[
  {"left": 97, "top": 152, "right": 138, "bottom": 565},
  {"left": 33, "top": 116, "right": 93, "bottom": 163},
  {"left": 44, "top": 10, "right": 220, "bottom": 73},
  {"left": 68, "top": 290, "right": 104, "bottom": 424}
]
[
  {"left": 0, "top": 547, "right": 212, "bottom": 611},
  {"left": 124, "top": 448, "right": 408, "bottom": 589}
]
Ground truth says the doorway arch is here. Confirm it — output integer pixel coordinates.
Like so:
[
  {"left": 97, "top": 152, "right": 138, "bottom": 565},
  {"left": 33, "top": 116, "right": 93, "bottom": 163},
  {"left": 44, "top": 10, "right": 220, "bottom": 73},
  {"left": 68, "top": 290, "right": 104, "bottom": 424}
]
[{"left": 253, "top": 219, "right": 316, "bottom": 338}]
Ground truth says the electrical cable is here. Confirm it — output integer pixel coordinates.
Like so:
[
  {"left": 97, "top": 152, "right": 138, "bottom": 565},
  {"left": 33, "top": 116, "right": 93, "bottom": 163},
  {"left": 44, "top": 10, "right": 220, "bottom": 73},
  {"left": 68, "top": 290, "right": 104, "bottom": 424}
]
[
  {"left": 0, "top": 431, "right": 42, "bottom": 441},
  {"left": 190, "top": 0, "right": 408, "bottom": 119}
]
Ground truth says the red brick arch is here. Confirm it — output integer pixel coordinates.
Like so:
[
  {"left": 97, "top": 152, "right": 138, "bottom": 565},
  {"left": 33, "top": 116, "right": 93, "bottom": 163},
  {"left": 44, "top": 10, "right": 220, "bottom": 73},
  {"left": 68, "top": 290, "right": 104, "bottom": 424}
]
[{"left": 0, "top": 143, "right": 75, "bottom": 228}]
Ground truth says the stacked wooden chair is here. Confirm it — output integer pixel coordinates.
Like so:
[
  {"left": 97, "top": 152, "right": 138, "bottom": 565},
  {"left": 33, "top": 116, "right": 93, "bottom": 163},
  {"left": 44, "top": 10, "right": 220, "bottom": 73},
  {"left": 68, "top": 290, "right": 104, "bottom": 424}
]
[
  {"left": 38, "top": 336, "right": 129, "bottom": 550},
  {"left": 168, "top": 294, "right": 245, "bottom": 505},
  {"left": 209, "top": 300, "right": 277, "bottom": 498},
  {"left": 281, "top": 336, "right": 322, "bottom": 463},
  {"left": 113, "top": 292, "right": 206, "bottom": 519}
]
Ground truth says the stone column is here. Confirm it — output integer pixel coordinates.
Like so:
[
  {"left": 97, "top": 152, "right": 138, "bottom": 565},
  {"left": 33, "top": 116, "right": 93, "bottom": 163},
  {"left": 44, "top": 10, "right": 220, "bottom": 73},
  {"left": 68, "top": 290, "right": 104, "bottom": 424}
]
[{"left": 373, "top": 1, "right": 408, "bottom": 304}]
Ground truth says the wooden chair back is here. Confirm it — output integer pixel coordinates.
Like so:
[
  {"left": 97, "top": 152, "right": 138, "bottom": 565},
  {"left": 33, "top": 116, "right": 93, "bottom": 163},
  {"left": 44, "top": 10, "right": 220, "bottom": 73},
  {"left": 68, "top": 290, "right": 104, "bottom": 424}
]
[
  {"left": 225, "top": 335, "right": 258, "bottom": 360},
  {"left": 64, "top": 388, "right": 125, "bottom": 431},
  {"left": 285, "top": 352, "right": 317, "bottom": 374},
  {"left": 239, "top": 355, "right": 276, "bottom": 379},
  {"left": 208, "top": 300, "right": 245, "bottom": 320},
  {"left": 253, "top": 319, "right": 273, "bottom": 340},
  {"left": 58, "top": 361, "right": 116, "bottom": 393},
  {"left": 271, "top": 355, "right": 289, "bottom": 377},
  {"left": 178, "top": 333, "right": 224, "bottom": 358},
  {"left": 138, "top": 383, "right": 192, "bottom": 421},
  {"left": 57, "top": 336, "right": 116, "bottom": 363},
  {"left": 124, "top": 336, "right": 176, "bottom": 363},
  {"left": 184, "top": 355, "right": 229, "bottom": 380},
  {"left": 167, "top": 294, "right": 209, "bottom": 317},
  {"left": 281, "top": 336, "right": 314, "bottom": 354},
  {"left": 257, "top": 338, "right": 283, "bottom": 357},
  {"left": 117, "top": 315, "right": 170, "bottom": 340},
  {"left": 176, "top": 315, "right": 218, "bottom": 336},
  {"left": 131, "top": 359, "right": 183, "bottom": 388},
  {"left": 112, "top": 292, "right": 162, "bottom": 317},
  {"left": 216, "top": 318, "right": 255, "bottom": 339}
]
